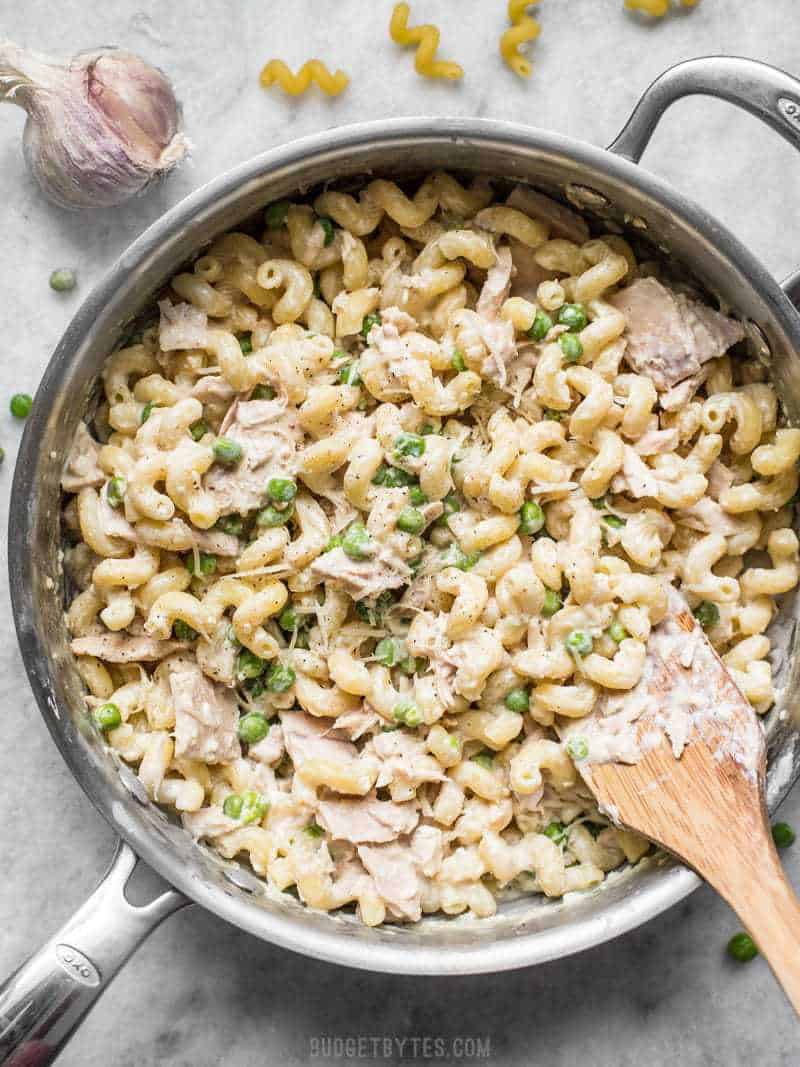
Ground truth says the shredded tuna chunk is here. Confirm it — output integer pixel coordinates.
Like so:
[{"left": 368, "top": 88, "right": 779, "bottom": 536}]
[
  {"left": 204, "top": 399, "right": 302, "bottom": 516},
  {"left": 310, "top": 546, "right": 408, "bottom": 600},
  {"left": 61, "top": 423, "right": 105, "bottom": 493},
  {"left": 317, "top": 795, "right": 419, "bottom": 844},
  {"left": 169, "top": 661, "right": 241, "bottom": 763},
  {"left": 333, "top": 706, "right": 380, "bottom": 740},
  {"left": 371, "top": 731, "right": 446, "bottom": 792},
  {"left": 249, "top": 724, "right": 285, "bottom": 766},
  {"left": 159, "top": 299, "right": 208, "bottom": 351},
  {"left": 70, "top": 632, "right": 190, "bottom": 662},
  {"left": 410, "top": 824, "right": 445, "bottom": 877},
  {"left": 182, "top": 807, "right": 240, "bottom": 840},
  {"left": 675, "top": 496, "right": 741, "bottom": 536},
  {"left": 196, "top": 621, "right": 239, "bottom": 687},
  {"left": 281, "top": 711, "right": 359, "bottom": 766},
  {"left": 610, "top": 278, "right": 745, "bottom": 391},
  {"left": 634, "top": 428, "right": 680, "bottom": 456},
  {"left": 506, "top": 185, "right": 590, "bottom": 244},
  {"left": 357, "top": 841, "right": 423, "bottom": 921}
]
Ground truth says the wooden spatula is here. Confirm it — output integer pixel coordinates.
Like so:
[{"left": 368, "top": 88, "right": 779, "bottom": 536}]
[{"left": 566, "top": 589, "right": 800, "bottom": 1011}]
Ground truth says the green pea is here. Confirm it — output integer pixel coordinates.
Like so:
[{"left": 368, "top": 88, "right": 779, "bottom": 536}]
[
  {"left": 266, "top": 662, "right": 296, "bottom": 693},
  {"left": 566, "top": 736, "right": 589, "bottom": 761},
  {"left": 528, "top": 310, "right": 553, "bottom": 342},
  {"left": 216, "top": 513, "right": 243, "bottom": 537},
  {"left": 607, "top": 620, "right": 629, "bottom": 644},
  {"left": 251, "top": 383, "right": 276, "bottom": 400},
  {"left": 9, "top": 392, "right": 32, "bottom": 419},
  {"left": 471, "top": 750, "right": 494, "bottom": 770},
  {"left": 772, "top": 822, "right": 795, "bottom": 849},
  {"left": 49, "top": 267, "right": 77, "bottom": 292},
  {"left": 543, "top": 409, "right": 564, "bottom": 422},
  {"left": 374, "top": 637, "right": 402, "bottom": 667},
  {"left": 397, "top": 506, "right": 425, "bottom": 535},
  {"left": 185, "top": 552, "right": 216, "bottom": 577},
  {"left": 173, "top": 619, "right": 199, "bottom": 641},
  {"left": 557, "top": 303, "right": 588, "bottom": 332},
  {"left": 106, "top": 477, "right": 126, "bottom": 508},
  {"left": 504, "top": 687, "right": 530, "bottom": 713},
  {"left": 420, "top": 423, "right": 436, "bottom": 435},
  {"left": 265, "top": 199, "right": 290, "bottom": 228},
  {"left": 338, "top": 361, "right": 361, "bottom": 387},
  {"left": 256, "top": 504, "right": 292, "bottom": 528},
  {"left": 409, "top": 485, "right": 428, "bottom": 506},
  {"left": 451, "top": 348, "right": 467, "bottom": 372},
  {"left": 317, "top": 216, "right": 335, "bottom": 246},
  {"left": 0, "top": 447, "right": 4, "bottom": 464},
  {"left": 355, "top": 590, "right": 395, "bottom": 626},
  {"left": 276, "top": 608, "right": 297, "bottom": 632},
  {"left": 393, "top": 432, "right": 426, "bottom": 459},
  {"left": 559, "top": 333, "right": 584, "bottom": 363},
  {"left": 602, "top": 514, "right": 626, "bottom": 530},
  {"left": 324, "top": 533, "right": 343, "bottom": 552},
  {"left": 237, "top": 649, "right": 265, "bottom": 680},
  {"left": 371, "top": 464, "right": 417, "bottom": 488},
  {"left": 361, "top": 312, "right": 381, "bottom": 340},
  {"left": 94, "top": 702, "right": 122, "bottom": 732},
  {"left": 213, "top": 437, "right": 243, "bottom": 466},
  {"left": 693, "top": 601, "right": 720, "bottom": 630},
  {"left": 436, "top": 493, "right": 460, "bottom": 526},
  {"left": 727, "top": 932, "right": 758, "bottom": 963},
  {"left": 238, "top": 712, "right": 270, "bottom": 744},
  {"left": 342, "top": 521, "right": 373, "bottom": 560},
  {"left": 590, "top": 495, "right": 606, "bottom": 510},
  {"left": 240, "top": 790, "right": 269, "bottom": 824},
  {"left": 393, "top": 700, "right": 422, "bottom": 727},
  {"left": 542, "top": 588, "right": 562, "bottom": 617},
  {"left": 543, "top": 820, "right": 567, "bottom": 844},
  {"left": 189, "top": 418, "right": 209, "bottom": 442},
  {"left": 398, "top": 655, "right": 426, "bottom": 676},
  {"left": 519, "top": 500, "right": 545, "bottom": 536},
  {"left": 440, "top": 544, "right": 480, "bottom": 571},
  {"left": 267, "top": 477, "right": 297, "bottom": 504},
  {"left": 304, "top": 821, "right": 325, "bottom": 838},
  {"left": 139, "top": 400, "right": 155, "bottom": 424},
  {"left": 238, "top": 332, "right": 253, "bottom": 355},
  {"left": 565, "top": 629, "right": 593, "bottom": 657},
  {"left": 223, "top": 793, "right": 244, "bottom": 819},
  {"left": 246, "top": 677, "right": 266, "bottom": 699}
]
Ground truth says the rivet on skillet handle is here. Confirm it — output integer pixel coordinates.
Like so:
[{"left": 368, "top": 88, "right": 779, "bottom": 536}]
[
  {"left": 0, "top": 841, "right": 187, "bottom": 1066},
  {"left": 608, "top": 55, "right": 800, "bottom": 162}
]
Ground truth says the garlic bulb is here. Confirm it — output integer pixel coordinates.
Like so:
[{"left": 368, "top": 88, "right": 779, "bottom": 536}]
[{"left": 0, "top": 41, "right": 189, "bottom": 209}]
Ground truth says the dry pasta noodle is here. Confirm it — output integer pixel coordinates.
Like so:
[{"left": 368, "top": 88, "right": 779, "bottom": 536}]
[
  {"left": 500, "top": 0, "right": 542, "bottom": 80},
  {"left": 389, "top": 2, "right": 463, "bottom": 81},
  {"left": 259, "top": 59, "right": 349, "bottom": 97},
  {"left": 625, "top": 0, "right": 699, "bottom": 15},
  {"left": 60, "top": 169, "right": 798, "bottom": 927}
]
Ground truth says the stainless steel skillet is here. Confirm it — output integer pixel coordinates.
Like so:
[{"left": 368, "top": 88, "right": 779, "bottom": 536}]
[{"left": 4, "top": 55, "right": 800, "bottom": 1066}]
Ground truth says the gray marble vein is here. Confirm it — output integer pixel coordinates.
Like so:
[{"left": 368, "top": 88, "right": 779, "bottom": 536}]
[{"left": 1, "top": 1, "right": 799, "bottom": 1064}]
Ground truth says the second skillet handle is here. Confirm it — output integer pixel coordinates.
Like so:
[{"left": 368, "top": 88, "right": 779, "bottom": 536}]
[
  {"left": 0, "top": 841, "right": 187, "bottom": 1066},
  {"left": 608, "top": 55, "right": 800, "bottom": 162}
]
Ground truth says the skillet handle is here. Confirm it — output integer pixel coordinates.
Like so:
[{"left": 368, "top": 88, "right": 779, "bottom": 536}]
[
  {"left": 608, "top": 56, "right": 800, "bottom": 162},
  {"left": 0, "top": 841, "right": 187, "bottom": 1066}
]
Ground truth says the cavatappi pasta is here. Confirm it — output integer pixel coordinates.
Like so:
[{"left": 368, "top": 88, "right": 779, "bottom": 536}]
[{"left": 61, "top": 171, "right": 799, "bottom": 926}]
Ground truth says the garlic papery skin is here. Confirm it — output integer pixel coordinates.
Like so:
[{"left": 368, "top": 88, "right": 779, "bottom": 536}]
[{"left": 0, "top": 41, "right": 189, "bottom": 210}]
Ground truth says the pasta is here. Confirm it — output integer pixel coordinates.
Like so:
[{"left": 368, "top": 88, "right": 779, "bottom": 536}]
[
  {"left": 259, "top": 59, "right": 349, "bottom": 97},
  {"left": 625, "top": 0, "right": 699, "bottom": 14},
  {"left": 61, "top": 170, "right": 798, "bottom": 928},
  {"left": 500, "top": 0, "right": 542, "bottom": 80},
  {"left": 389, "top": 3, "right": 463, "bottom": 81}
]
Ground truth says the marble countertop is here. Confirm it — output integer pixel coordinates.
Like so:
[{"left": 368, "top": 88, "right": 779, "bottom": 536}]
[{"left": 1, "top": 2, "right": 799, "bottom": 1064}]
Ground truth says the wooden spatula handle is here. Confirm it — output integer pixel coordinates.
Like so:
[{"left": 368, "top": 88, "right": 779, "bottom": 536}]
[{"left": 709, "top": 831, "right": 800, "bottom": 1013}]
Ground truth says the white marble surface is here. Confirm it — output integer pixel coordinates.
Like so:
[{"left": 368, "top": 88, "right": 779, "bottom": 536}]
[{"left": 2, "top": 2, "right": 800, "bottom": 1064}]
